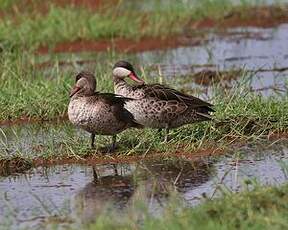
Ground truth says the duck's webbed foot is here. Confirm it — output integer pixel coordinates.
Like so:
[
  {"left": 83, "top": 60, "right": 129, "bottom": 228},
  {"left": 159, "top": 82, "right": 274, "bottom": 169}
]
[{"left": 92, "top": 167, "right": 98, "bottom": 183}]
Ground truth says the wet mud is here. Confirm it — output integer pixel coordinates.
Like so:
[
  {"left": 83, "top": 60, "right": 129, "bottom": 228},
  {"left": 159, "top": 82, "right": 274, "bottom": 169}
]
[
  {"left": 37, "top": 36, "right": 200, "bottom": 54},
  {"left": 0, "top": 114, "right": 68, "bottom": 127},
  {"left": 1, "top": 119, "right": 287, "bottom": 171},
  {"left": 33, "top": 5, "right": 288, "bottom": 54},
  {"left": 0, "top": 157, "right": 32, "bottom": 177}
]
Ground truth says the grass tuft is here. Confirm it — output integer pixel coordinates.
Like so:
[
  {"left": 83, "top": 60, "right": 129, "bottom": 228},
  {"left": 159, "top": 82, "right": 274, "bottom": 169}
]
[{"left": 86, "top": 183, "right": 288, "bottom": 230}]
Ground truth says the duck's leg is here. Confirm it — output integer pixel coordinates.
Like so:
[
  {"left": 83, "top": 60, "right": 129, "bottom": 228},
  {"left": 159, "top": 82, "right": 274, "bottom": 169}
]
[
  {"left": 164, "top": 125, "right": 170, "bottom": 142},
  {"left": 92, "top": 167, "right": 98, "bottom": 182},
  {"left": 91, "top": 133, "right": 96, "bottom": 148},
  {"left": 112, "top": 164, "right": 118, "bottom": 175},
  {"left": 109, "top": 135, "right": 117, "bottom": 152}
]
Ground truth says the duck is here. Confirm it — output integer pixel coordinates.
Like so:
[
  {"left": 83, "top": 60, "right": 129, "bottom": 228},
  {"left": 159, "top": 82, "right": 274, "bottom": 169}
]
[
  {"left": 112, "top": 60, "right": 214, "bottom": 141},
  {"left": 68, "top": 71, "right": 141, "bottom": 151}
]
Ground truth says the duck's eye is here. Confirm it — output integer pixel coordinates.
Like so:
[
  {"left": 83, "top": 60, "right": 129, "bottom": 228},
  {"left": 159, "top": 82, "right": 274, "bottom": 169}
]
[
  {"left": 75, "top": 72, "right": 85, "bottom": 82},
  {"left": 75, "top": 71, "right": 95, "bottom": 82},
  {"left": 76, "top": 76, "right": 81, "bottom": 81}
]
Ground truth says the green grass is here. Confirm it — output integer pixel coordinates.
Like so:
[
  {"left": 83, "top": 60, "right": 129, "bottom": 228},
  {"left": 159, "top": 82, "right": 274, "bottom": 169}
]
[
  {"left": 85, "top": 183, "right": 288, "bottom": 230},
  {"left": 0, "top": 51, "right": 70, "bottom": 119},
  {"left": 0, "top": 0, "right": 286, "bottom": 51},
  {"left": 0, "top": 50, "right": 287, "bottom": 161},
  {"left": 1, "top": 50, "right": 287, "bottom": 123},
  {"left": 0, "top": 0, "right": 287, "bottom": 160}
]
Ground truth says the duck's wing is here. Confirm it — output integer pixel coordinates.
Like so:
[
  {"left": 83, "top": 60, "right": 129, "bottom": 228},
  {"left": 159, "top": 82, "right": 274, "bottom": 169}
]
[
  {"left": 132, "top": 83, "right": 215, "bottom": 112},
  {"left": 96, "top": 92, "right": 133, "bottom": 107},
  {"left": 97, "top": 92, "right": 143, "bottom": 128}
]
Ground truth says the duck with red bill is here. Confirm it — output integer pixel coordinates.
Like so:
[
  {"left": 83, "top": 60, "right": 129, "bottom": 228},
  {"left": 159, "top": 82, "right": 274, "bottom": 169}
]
[
  {"left": 112, "top": 60, "right": 145, "bottom": 85},
  {"left": 129, "top": 71, "right": 144, "bottom": 84},
  {"left": 69, "top": 86, "right": 81, "bottom": 97},
  {"left": 112, "top": 60, "right": 215, "bottom": 142}
]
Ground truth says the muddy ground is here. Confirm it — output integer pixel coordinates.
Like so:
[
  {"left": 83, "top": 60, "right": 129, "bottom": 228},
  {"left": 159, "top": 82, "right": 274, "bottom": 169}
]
[{"left": 35, "top": 5, "right": 288, "bottom": 54}]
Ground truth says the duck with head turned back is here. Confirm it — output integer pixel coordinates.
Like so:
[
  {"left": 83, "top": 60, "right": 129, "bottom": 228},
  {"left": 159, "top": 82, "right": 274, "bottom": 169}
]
[
  {"left": 112, "top": 60, "right": 215, "bottom": 142},
  {"left": 68, "top": 71, "right": 142, "bottom": 151}
]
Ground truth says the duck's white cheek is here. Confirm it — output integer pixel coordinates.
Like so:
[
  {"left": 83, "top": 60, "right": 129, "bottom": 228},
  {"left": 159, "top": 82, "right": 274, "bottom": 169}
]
[{"left": 113, "top": 67, "right": 131, "bottom": 77}]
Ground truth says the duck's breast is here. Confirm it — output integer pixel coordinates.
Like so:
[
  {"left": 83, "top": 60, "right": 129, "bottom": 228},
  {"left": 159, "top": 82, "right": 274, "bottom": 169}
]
[
  {"left": 114, "top": 84, "right": 145, "bottom": 99},
  {"left": 68, "top": 97, "right": 127, "bottom": 135}
]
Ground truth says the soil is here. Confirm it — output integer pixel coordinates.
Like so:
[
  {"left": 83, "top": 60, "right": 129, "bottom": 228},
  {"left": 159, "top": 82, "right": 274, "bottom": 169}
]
[
  {"left": 2, "top": 2, "right": 288, "bottom": 54},
  {"left": 32, "top": 146, "right": 224, "bottom": 167},
  {"left": 0, "top": 145, "right": 224, "bottom": 176},
  {"left": 1, "top": 132, "right": 287, "bottom": 176},
  {"left": 37, "top": 36, "right": 202, "bottom": 54},
  {"left": 0, "top": 157, "right": 32, "bottom": 176},
  {"left": 35, "top": 5, "right": 288, "bottom": 54}
]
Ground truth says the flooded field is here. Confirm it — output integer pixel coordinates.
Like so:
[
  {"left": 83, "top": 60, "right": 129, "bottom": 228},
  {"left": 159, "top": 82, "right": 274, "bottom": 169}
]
[
  {"left": 1, "top": 0, "right": 288, "bottom": 228},
  {"left": 0, "top": 141, "right": 287, "bottom": 229},
  {"left": 0, "top": 122, "right": 77, "bottom": 157},
  {"left": 38, "top": 23, "right": 288, "bottom": 98},
  {"left": 133, "top": 24, "right": 288, "bottom": 97}
]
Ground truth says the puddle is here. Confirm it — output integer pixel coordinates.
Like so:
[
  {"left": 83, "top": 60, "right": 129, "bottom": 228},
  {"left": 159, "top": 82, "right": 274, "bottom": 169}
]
[
  {"left": 138, "top": 26, "right": 284, "bottom": 73},
  {"left": 137, "top": 24, "right": 288, "bottom": 97},
  {"left": 0, "top": 121, "right": 83, "bottom": 157},
  {"left": 0, "top": 142, "right": 288, "bottom": 228}
]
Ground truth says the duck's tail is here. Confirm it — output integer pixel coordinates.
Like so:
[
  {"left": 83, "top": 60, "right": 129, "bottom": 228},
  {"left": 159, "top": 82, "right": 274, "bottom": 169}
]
[{"left": 195, "top": 105, "right": 215, "bottom": 121}]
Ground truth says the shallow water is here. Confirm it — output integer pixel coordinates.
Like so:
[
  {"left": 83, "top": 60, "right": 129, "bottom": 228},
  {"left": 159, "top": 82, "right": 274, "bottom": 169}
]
[
  {"left": 0, "top": 121, "right": 83, "bottom": 157},
  {"left": 38, "top": 23, "right": 288, "bottom": 98},
  {"left": 137, "top": 24, "right": 288, "bottom": 97},
  {"left": 0, "top": 142, "right": 287, "bottom": 229},
  {"left": 118, "top": 0, "right": 288, "bottom": 12}
]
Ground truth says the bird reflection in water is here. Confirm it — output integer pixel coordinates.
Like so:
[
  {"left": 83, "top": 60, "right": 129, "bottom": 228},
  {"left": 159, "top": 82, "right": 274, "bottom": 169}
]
[{"left": 73, "top": 158, "right": 213, "bottom": 224}]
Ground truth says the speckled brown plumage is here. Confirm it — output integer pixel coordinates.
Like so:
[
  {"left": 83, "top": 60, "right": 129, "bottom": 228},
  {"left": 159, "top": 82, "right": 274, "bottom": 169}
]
[
  {"left": 68, "top": 71, "right": 141, "bottom": 150},
  {"left": 112, "top": 61, "right": 214, "bottom": 141}
]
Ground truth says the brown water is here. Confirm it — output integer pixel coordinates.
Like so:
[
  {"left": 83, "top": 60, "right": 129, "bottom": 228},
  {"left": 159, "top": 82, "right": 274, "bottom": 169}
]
[{"left": 0, "top": 142, "right": 288, "bottom": 229}]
